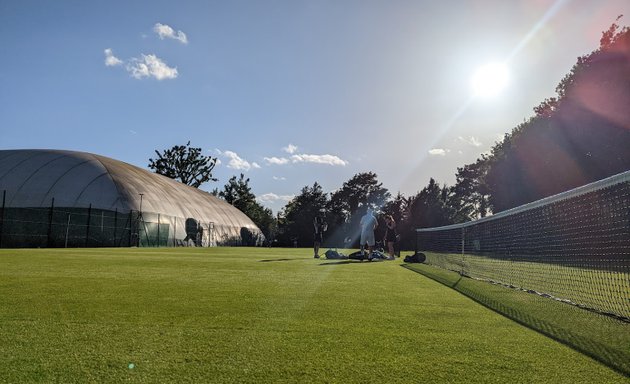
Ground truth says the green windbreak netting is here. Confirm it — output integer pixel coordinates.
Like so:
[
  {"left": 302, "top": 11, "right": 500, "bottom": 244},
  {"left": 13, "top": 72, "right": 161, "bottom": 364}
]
[{"left": 0, "top": 207, "right": 170, "bottom": 248}]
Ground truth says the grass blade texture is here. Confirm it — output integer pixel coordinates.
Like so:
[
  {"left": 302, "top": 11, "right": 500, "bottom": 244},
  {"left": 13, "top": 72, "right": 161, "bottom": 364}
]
[{"left": 0, "top": 248, "right": 627, "bottom": 383}]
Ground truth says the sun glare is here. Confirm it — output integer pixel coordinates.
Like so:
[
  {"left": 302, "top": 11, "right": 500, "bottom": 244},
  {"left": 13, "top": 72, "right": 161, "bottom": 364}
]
[{"left": 471, "top": 62, "right": 510, "bottom": 98}]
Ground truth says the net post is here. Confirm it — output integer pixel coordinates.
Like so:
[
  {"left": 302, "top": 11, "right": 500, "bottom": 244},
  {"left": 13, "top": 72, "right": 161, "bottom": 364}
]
[
  {"left": 157, "top": 213, "right": 161, "bottom": 247},
  {"left": 461, "top": 227, "right": 465, "bottom": 275},
  {"left": 414, "top": 228, "right": 418, "bottom": 255}
]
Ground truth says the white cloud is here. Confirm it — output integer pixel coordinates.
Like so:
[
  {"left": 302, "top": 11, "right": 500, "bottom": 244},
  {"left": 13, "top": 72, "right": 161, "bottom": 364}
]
[
  {"left": 126, "top": 54, "right": 178, "bottom": 80},
  {"left": 283, "top": 144, "right": 298, "bottom": 154},
  {"left": 222, "top": 150, "right": 257, "bottom": 171},
  {"left": 252, "top": 162, "right": 261, "bottom": 169},
  {"left": 428, "top": 148, "right": 447, "bottom": 156},
  {"left": 458, "top": 136, "right": 482, "bottom": 147},
  {"left": 104, "top": 48, "right": 122, "bottom": 66},
  {"left": 257, "top": 193, "right": 295, "bottom": 203},
  {"left": 153, "top": 23, "right": 188, "bottom": 44},
  {"left": 273, "top": 176, "right": 286, "bottom": 181},
  {"left": 291, "top": 154, "right": 348, "bottom": 166},
  {"left": 210, "top": 149, "right": 222, "bottom": 165},
  {"left": 264, "top": 152, "right": 348, "bottom": 166},
  {"left": 264, "top": 156, "right": 290, "bottom": 165}
]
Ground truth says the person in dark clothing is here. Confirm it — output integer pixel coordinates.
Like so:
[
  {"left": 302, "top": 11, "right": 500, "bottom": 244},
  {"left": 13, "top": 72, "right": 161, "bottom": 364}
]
[
  {"left": 384, "top": 215, "right": 397, "bottom": 260},
  {"left": 313, "top": 214, "right": 327, "bottom": 258}
]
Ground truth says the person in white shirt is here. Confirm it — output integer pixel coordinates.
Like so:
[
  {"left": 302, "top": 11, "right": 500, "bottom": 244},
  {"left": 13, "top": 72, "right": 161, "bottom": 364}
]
[{"left": 359, "top": 208, "right": 378, "bottom": 260}]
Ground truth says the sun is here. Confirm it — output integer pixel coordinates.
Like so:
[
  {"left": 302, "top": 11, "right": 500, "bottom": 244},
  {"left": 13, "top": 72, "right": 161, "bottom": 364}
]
[{"left": 471, "top": 62, "right": 510, "bottom": 98}]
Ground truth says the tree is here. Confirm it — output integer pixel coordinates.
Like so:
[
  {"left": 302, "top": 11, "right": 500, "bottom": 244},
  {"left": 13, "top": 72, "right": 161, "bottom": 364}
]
[
  {"left": 533, "top": 97, "right": 558, "bottom": 118},
  {"left": 452, "top": 155, "right": 491, "bottom": 220},
  {"left": 407, "top": 178, "right": 456, "bottom": 229},
  {"left": 460, "top": 18, "right": 630, "bottom": 212},
  {"left": 328, "top": 172, "right": 390, "bottom": 220},
  {"left": 245, "top": 203, "right": 277, "bottom": 245},
  {"left": 218, "top": 174, "right": 276, "bottom": 242},
  {"left": 149, "top": 142, "right": 217, "bottom": 188},
  {"left": 327, "top": 172, "right": 390, "bottom": 247},
  {"left": 381, "top": 192, "right": 410, "bottom": 227},
  {"left": 219, "top": 174, "right": 256, "bottom": 211},
  {"left": 278, "top": 183, "right": 329, "bottom": 247},
  {"left": 381, "top": 192, "right": 414, "bottom": 249}
]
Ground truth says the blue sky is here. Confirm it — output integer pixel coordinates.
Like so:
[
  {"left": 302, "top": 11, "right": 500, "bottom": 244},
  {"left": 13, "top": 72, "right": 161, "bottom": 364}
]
[{"left": 2, "top": 0, "right": 629, "bottom": 213}]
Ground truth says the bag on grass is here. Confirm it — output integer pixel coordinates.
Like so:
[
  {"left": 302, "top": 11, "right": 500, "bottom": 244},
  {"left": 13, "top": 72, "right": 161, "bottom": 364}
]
[
  {"left": 325, "top": 249, "right": 347, "bottom": 259},
  {"left": 347, "top": 250, "right": 388, "bottom": 261},
  {"left": 348, "top": 251, "right": 364, "bottom": 260},
  {"left": 404, "top": 252, "right": 426, "bottom": 263},
  {"left": 369, "top": 250, "right": 388, "bottom": 260}
]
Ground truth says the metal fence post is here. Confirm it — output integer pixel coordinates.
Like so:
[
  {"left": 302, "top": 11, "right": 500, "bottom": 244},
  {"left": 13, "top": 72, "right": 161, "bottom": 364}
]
[
  {"left": 113, "top": 208, "right": 118, "bottom": 245},
  {"left": 128, "top": 210, "right": 133, "bottom": 247},
  {"left": 85, "top": 204, "right": 92, "bottom": 247},
  {"left": 157, "top": 213, "right": 161, "bottom": 247},
  {"left": 0, "top": 190, "right": 5, "bottom": 248},
  {"left": 209, "top": 221, "right": 214, "bottom": 247},
  {"left": 65, "top": 213, "right": 71, "bottom": 248},
  {"left": 47, "top": 198, "right": 55, "bottom": 248}
]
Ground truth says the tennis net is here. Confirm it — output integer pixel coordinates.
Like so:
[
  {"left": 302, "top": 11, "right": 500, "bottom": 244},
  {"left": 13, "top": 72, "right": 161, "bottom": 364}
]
[{"left": 413, "top": 170, "right": 629, "bottom": 374}]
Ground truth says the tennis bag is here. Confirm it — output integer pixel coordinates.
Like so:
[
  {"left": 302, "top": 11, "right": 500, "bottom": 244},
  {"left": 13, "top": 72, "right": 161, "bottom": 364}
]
[
  {"left": 325, "top": 249, "right": 347, "bottom": 259},
  {"left": 347, "top": 250, "right": 388, "bottom": 260},
  {"left": 404, "top": 252, "right": 426, "bottom": 263}
]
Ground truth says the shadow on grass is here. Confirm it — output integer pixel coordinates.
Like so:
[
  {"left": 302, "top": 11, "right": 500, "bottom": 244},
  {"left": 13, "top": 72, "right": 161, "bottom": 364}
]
[
  {"left": 402, "top": 263, "right": 630, "bottom": 378},
  {"left": 319, "top": 260, "right": 362, "bottom": 265},
  {"left": 259, "top": 258, "right": 303, "bottom": 262},
  {"left": 319, "top": 259, "right": 393, "bottom": 265}
]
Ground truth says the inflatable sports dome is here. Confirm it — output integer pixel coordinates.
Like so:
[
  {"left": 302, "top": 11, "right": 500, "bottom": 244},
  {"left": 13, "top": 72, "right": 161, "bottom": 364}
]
[{"left": 0, "top": 149, "right": 263, "bottom": 248}]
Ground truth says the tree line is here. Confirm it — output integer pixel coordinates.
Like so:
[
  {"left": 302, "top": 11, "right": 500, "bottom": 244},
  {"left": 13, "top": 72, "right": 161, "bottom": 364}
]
[
  {"left": 275, "top": 173, "right": 459, "bottom": 249},
  {"left": 149, "top": 19, "right": 630, "bottom": 248},
  {"left": 466, "top": 17, "right": 630, "bottom": 212}
]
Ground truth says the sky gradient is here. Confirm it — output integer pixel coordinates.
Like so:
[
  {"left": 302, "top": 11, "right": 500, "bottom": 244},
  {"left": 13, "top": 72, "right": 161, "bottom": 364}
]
[{"left": 2, "top": 0, "right": 629, "bottom": 213}]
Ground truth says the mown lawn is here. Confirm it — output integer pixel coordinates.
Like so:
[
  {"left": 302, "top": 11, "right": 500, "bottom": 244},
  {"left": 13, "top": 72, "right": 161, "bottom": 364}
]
[{"left": 0, "top": 247, "right": 627, "bottom": 383}]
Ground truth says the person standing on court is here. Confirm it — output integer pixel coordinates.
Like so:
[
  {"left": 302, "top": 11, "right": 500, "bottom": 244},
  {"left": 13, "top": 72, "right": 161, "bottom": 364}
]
[
  {"left": 384, "top": 215, "right": 397, "bottom": 260},
  {"left": 313, "top": 212, "right": 327, "bottom": 258},
  {"left": 360, "top": 208, "right": 378, "bottom": 260}
]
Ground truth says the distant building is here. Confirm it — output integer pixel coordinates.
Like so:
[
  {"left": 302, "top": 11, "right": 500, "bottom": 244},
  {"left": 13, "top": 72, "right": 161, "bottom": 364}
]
[{"left": 0, "top": 149, "right": 263, "bottom": 248}]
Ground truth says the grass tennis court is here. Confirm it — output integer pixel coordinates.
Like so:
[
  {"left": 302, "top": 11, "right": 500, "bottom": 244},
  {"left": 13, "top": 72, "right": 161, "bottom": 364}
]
[{"left": 0, "top": 248, "right": 627, "bottom": 383}]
